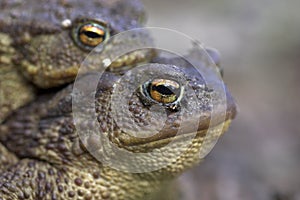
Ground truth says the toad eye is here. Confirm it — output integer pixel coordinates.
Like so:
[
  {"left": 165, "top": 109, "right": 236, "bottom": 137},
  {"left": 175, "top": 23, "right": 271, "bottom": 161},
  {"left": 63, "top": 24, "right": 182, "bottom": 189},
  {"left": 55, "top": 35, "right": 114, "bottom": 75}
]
[
  {"left": 141, "top": 79, "right": 184, "bottom": 105},
  {"left": 72, "top": 21, "right": 109, "bottom": 50}
]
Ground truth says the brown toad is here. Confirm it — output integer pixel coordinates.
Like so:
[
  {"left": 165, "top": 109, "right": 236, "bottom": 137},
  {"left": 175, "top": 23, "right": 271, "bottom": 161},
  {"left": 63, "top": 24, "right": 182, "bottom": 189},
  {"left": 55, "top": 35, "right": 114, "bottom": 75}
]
[
  {"left": 0, "top": 0, "right": 236, "bottom": 199},
  {"left": 0, "top": 0, "right": 152, "bottom": 122}
]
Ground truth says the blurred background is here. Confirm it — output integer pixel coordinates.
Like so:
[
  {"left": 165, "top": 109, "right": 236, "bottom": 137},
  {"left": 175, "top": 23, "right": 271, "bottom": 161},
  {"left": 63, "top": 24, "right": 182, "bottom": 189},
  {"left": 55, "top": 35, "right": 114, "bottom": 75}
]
[{"left": 142, "top": 0, "right": 300, "bottom": 199}]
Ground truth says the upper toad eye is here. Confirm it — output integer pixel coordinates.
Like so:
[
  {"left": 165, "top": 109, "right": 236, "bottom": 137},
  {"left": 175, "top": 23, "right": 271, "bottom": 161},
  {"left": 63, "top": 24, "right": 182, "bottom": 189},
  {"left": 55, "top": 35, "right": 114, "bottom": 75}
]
[
  {"left": 72, "top": 21, "right": 109, "bottom": 50},
  {"left": 140, "top": 79, "right": 184, "bottom": 110}
]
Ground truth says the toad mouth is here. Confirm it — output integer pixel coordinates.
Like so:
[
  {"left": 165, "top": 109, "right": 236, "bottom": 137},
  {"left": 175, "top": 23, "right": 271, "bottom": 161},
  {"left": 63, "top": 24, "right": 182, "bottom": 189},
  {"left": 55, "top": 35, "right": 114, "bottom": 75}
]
[{"left": 119, "top": 119, "right": 233, "bottom": 153}]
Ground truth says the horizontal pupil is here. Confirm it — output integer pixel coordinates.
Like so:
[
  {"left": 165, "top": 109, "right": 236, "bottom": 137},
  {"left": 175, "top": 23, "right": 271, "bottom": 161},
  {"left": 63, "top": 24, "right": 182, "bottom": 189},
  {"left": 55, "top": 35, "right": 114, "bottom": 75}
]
[
  {"left": 82, "top": 31, "right": 103, "bottom": 38},
  {"left": 153, "top": 85, "right": 174, "bottom": 96}
]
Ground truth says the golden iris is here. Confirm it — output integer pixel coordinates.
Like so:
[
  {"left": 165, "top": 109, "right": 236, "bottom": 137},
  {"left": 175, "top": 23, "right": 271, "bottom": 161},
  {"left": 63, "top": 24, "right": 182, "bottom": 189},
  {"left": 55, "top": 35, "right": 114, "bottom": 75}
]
[
  {"left": 147, "top": 79, "right": 181, "bottom": 104},
  {"left": 73, "top": 21, "right": 109, "bottom": 50}
]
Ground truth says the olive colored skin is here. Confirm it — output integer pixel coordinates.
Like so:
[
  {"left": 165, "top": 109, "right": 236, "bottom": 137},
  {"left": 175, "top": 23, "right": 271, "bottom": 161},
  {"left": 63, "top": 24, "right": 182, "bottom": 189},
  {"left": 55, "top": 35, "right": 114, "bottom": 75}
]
[
  {"left": 0, "top": 48, "right": 236, "bottom": 199},
  {"left": 0, "top": 0, "right": 149, "bottom": 122}
]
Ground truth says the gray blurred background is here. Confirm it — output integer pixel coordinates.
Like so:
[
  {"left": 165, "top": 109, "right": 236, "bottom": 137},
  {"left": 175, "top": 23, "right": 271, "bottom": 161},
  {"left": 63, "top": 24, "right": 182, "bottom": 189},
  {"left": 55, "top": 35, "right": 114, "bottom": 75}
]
[{"left": 142, "top": 0, "right": 300, "bottom": 199}]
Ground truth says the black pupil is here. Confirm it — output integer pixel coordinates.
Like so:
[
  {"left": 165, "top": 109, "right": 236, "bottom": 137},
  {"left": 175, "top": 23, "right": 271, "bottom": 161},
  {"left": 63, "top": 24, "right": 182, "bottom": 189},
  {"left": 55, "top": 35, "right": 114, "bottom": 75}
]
[
  {"left": 83, "top": 31, "right": 102, "bottom": 39},
  {"left": 153, "top": 85, "right": 174, "bottom": 96}
]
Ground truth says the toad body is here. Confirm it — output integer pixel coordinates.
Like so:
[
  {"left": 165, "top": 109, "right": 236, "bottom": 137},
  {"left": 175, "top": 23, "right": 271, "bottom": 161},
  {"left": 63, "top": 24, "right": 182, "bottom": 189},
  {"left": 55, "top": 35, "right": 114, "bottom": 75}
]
[
  {"left": 0, "top": 0, "right": 237, "bottom": 200},
  {"left": 0, "top": 49, "right": 236, "bottom": 199}
]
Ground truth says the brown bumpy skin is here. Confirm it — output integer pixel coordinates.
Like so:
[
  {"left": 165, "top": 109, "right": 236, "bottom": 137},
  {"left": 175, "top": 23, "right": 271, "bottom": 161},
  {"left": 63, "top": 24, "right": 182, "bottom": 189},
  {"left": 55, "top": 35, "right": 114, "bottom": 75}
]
[
  {"left": 0, "top": 1, "right": 237, "bottom": 199},
  {"left": 0, "top": 50, "right": 236, "bottom": 199},
  {"left": 0, "top": 0, "right": 152, "bottom": 122},
  {"left": 0, "top": 33, "right": 35, "bottom": 123}
]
